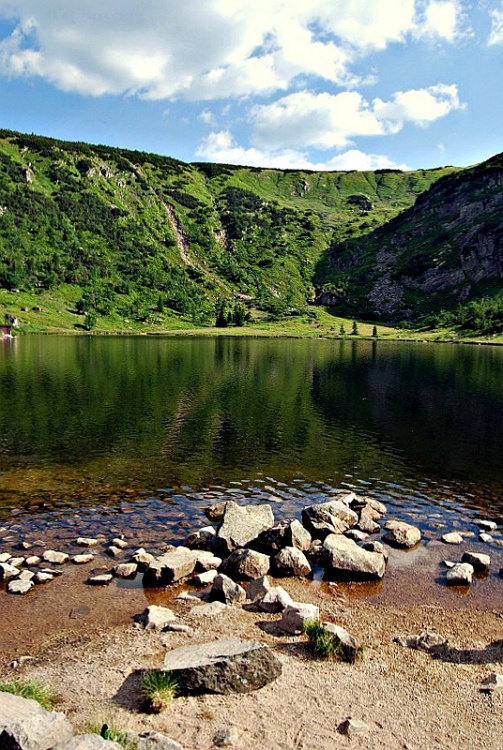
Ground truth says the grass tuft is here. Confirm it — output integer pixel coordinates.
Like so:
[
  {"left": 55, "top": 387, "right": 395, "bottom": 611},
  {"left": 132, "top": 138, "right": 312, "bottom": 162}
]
[
  {"left": 0, "top": 679, "right": 55, "bottom": 710},
  {"left": 303, "top": 621, "right": 363, "bottom": 663},
  {"left": 86, "top": 722, "right": 137, "bottom": 750},
  {"left": 140, "top": 669, "right": 180, "bottom": 713}
]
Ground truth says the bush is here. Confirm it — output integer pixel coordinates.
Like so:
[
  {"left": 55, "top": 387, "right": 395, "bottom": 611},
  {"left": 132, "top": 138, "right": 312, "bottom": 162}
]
[{"left": 140, "top": 670, "right": 179, "bottom": 713}]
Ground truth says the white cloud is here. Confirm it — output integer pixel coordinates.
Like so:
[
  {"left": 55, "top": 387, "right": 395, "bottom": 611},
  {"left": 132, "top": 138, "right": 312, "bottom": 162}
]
[
  {"left": 199, "top": 109, "right": 218, "bottom": 127},
  {"left": 0, "top": 1, "right": 465, "bottom": 99},
  {"left": 488, "top": 5, "right": 503, "bottom": 45},
  {"left": 250, "top": 85, "right": 463, "bottom": 150},
  {"left": 196, "top": 130, "right": 406, "bottom": 170}
]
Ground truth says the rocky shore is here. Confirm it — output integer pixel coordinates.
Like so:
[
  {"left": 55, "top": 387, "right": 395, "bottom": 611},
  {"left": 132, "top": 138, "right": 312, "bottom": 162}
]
[{"left": 1, "top": 492, "right": 503, "bottom": 749}]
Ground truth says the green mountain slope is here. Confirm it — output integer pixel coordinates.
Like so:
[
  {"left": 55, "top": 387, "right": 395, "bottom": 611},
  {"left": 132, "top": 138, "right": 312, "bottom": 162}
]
[
  {"left": 0, "top": 129, "right": 457, "bottom": 326},
  {"left": 316, "top": 152, "right": 503, "bottom": 328}
]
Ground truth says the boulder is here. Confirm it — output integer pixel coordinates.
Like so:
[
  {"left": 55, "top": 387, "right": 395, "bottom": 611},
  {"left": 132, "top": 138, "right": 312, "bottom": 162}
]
[
  {"left": 280, "top": 603, "right": 319, "bottom": 634},
  {"left": 246, "top": 576, "right": 271, "bottom": 601},
  {"left": 356, "top": 505, "right": 381, "bottom": 534},
  {"left": 52, "top": 735, "right": 122, "bottom": 750},
  {"left": 350, "top": 495, "right": 387, "bottom": 517},
  {"left": 272, "top": 547, "right": 311, "bottom": 577},
  {"left": 322, "top": 623, "right": 359, "bottom": 662},
  {"left": 249, "top": 520, "right": 311, "bottom": 555},
  {"left": 302, "top": 501, "right": 358, "bottom": 540},
  {"left": 130, "top": 548, "right": 154, "bottom": 569},
  {"left": 7, "top": 579, "right": 33, "bottom": 595},
  {"left": 0, "top": 553, "right": 11, "bottom": 563},
  {"left": 192, "top": 550, "right": 222, "bottom": 573},
  {"left": 183, "top": 526, "right": 216, "bottom": 551},
  {"left": 382, "top": 521, "right": 421, "bottom": 549},
  {"left": 210, "top": 574, "right": 246, "bottom": 604},
  {"left": 461, "top": 551, "right": 490, "bottom": 572},
  {"left": 42, "top": 551, "right": 69, "bottom": 565},
  {"left": 192, "top": 569, "right": 218, "bottom": 586},
  {"left": 216, "top": 503, "right": 275, "bottom": 553},
  {"left": 255, "top": 586, "right": 293, "bottom": 613},
  {"left": 446, "top": 562, "right": 473, "bottom": 586},
  {"left": 113, "top": 563, "right": 137, "bottom": 579},
  {"left": 220, "top": 549, "right": 270, "bottom": 580},
  {"left": 441, "top": 532, "right": 463, "bottom": 545},
  {"left": 0, "top": 563, "right": 20, "bottom": 582},
  {"left": 0, "top": 691, "right": 74, "bottom": 750},
  {"left": 139, "top": 605, "right": 177, "bottom": 630},
  {"left": 24, "top": 557, "right": 41, "bottom": 567},
  {"left": 162, "top": 637, "right": 282, "bottom": 694},
  {"left": 323, "top": 534, "right": 386, "bottom": 580},
  {"left": 143, "top": 547, "right": 197, "bottom": 586}
]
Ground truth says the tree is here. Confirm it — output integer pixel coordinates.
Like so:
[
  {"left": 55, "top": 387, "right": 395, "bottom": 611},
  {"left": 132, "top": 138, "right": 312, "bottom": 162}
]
[
  {"left": 372, "top": 325, "right": 378, "bottom": 337},
  {"left": 215, "top": 298, "right": 229, "bottom": 327},
  {"left": 84, "top": 311, "right": 97, "bottom": 331},
  {"left": 339, "top": 324, "right": 345, "bottom": 335},
  {"left": 351, "top": 320, "right": 358, "bottom": 335}
]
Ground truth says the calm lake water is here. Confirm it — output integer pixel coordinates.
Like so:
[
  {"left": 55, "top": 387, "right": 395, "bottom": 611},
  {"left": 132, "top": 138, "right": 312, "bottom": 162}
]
[{"left": 0, "top": 335, "right": 502, "bottom": 547}]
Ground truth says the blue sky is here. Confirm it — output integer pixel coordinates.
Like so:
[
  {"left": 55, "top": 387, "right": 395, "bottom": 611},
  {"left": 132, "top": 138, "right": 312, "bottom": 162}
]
[{"left": 0, "top": 1, "right": 501, "bottom": 171}]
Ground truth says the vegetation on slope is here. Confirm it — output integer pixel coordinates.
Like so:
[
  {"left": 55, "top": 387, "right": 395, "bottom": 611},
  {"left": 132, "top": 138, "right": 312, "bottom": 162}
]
[{"left": 0, "top": 129, "right": 458, "bottom": 331}]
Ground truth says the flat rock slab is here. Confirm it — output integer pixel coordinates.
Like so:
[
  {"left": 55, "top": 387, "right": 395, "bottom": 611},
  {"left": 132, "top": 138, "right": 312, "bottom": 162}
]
[
  {"left": 163, "top": 637, "right": 282, "bottom": 694},
  {"left": 143, "top": 547, "right": 197, "bottom": 586},
  {"left": 0, "top": 691, "right": 74, "bottom": 750},
  {"left": 323, "top": 534, "right": 386, "bottom": 580},
  {"left": 217, "top": 503, "right": 275, "bottom": 552}
]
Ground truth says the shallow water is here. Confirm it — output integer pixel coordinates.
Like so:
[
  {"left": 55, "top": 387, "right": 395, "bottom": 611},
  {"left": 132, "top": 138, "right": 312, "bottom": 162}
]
[{"left": 0, "top": 335, "right": 502, "bottom": 554}]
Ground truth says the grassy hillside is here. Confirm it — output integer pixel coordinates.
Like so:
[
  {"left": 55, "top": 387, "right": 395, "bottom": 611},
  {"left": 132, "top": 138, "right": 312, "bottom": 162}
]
[{"left": 0, "top": 129, "right": 457, "bottom": 332}]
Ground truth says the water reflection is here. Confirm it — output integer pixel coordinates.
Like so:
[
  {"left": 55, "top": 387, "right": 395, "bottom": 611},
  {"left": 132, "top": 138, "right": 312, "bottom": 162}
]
[{"left": 0, "top": 336, "right": 502, "bottom": 521}]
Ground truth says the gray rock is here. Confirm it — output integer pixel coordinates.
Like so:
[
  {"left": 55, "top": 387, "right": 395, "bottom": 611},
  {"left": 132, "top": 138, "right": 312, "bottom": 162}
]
[
  {"left": 71, "top": 554, "right": 95, "bottom": 565},
  {"left": 24, "top": 557, "right": 41, "bottom": 567},
  {"left": 474, "top": 519, "right": 497, "bottom": 532},
  {"left": 361, "top": 540, "right": 388, "bottom": 560},
  {"left": 139, "top": 605, "right": 177, "bottom": 630},
  {"left": 446, "top": 562, "right": 473, "bottom": 585},
  {"left": 190, "top": 601, "right": 227, "bottom": 618},
  {"left": 40, "top": 568, "right": 63, "bottom": 577},
  {"left": 42, "top": 551, "right": 69, "bottom": 565},
  {"left": 163, "top": 637, "right": 282, "bottom": 694},
  {"left": 479, "top": 673, "right": 503, "bottom": 692},
  {"left": 382, "top": 520, "right": 421, "bottom": 549},
  {"left": 220, "top": 548, "right": 270, "bottom": 580},
  {"left": 137, "top": 730, "right": 183, "bottom": 750},
  {"left": 193, "top": 550, "right": 222, "bottom": 573},
  {"left": 33, "top": 572, "right": 54, "bottom": 584},
  {"left": 338, "top": 718, "right": 371, "bottom": 737},
  {"left": 280, "top": 602, "right": 319, "bottom": 634},
  {"left": 250, "top": 520, "right": 311, "bottom": 556},
  {"left": 87, "top": 574, "right": 113, "bottom": 586},
  {"left": 7, "top": 579, "right": 34, "bottom": 594},
  {"left": 76, "top": 537, "right": 99, "bottom": 547},
  {"left": 143, "top": 547, "right": 197, "bottom": 586},
  {"left": 105, "top": 546, "right": 122, "bottom": 558},
  {"left": 216, "top": 503, "right": 275, "bottom": 553},
  {"left": 111, "top": 538, "right": 128, "bottom": 549},
  {"left": 344, "top": 529, "right": 369, "bottom": 542},
  {"left": 322, "top": 623, "right": 359, "bottom": 662},
  {"left": 205, "top": 501, "right": 232, "bottom": 523},
  {"left": 256, "top": 586, "right": 293, "bottom": 613},
  {"left": 183, "top": 526, "right": 216, "bottom": 551},
  {"left": 395, "top": 629, "right": 448, "bottom": 653},
  {"left": 0, "top": 691, "right": 74, "bottom": 750},
  {"left": 210, "top": 574, "right": 246, "bottom": 604},
  {"left": 350, "top": 495, "right": 387, "bottom": 517},
  {"left": 246, "top": 576, "right": 271, "bottom": 602},
  {"left": 302, "top": 501, "right": 358, "bottom": 540},
  {"left": 213, "top": 726, "right": 239, "bottom": 747},
  {"left": 130, "top": 548, "right": 154, "bottom": 569},
  {"left": 356, "top": 507, "right": 381, "bottom": 534},
  {"left": 0, "top": 563, "right": 20, "bottom": 582},
  {"left": 52, "top": 735, "right": 122, "bottom": 750},
  {"left": 441, "top": 532, "right": 463, "bottom": 545},
  {"left": 113, "top": 563, "right": 137, "bottom": 579},
  {"left": 461, "top": 551, "right": 490, "bottom": 572},
  {"left": 272, "top": 547, "right": 311, "bottom": 577},
  {"left": 323, "top": 534, "right": 386, "bottom": 579},
  {"left": 192, "top": 569, "right": 218, "bottom": 586}
]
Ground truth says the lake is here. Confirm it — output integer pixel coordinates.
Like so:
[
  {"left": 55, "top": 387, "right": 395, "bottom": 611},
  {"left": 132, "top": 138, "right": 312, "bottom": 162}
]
[{"left": 0, "top": 335, "right": 502, "bottom": 555}]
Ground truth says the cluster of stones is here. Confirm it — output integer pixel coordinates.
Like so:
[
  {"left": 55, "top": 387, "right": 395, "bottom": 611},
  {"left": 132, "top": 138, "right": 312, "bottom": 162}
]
[
  {"left": 442, "top": 519, "right": 500, "bottom": 586},
  {"left": 0, "top": 691, "right": 184, "bottom": 750},
  {"left": 0, "top": 536, "right": 134, "bottom": 595}
]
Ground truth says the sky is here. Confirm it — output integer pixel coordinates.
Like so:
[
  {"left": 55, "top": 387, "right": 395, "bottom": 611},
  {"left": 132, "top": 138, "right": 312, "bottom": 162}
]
[{"left": 0, "top": 1, "right": 501, "bottom": 171}]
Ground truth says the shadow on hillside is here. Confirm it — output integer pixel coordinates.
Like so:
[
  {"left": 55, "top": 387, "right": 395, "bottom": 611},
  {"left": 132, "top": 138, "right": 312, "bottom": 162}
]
[{"left": 432, "top": 639, "right": 503, "bottom": 665}]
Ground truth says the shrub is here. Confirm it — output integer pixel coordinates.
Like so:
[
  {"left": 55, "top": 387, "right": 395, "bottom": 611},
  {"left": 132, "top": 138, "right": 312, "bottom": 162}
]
[{"left": 303, "top": 622, "right": 362, "bottom": 663}]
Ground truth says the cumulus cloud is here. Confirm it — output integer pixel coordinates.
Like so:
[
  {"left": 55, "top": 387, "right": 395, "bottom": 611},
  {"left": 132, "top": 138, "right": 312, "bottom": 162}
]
[
  {"left": 196, "top": 130, "right": 406, "bottom": 171},
  {"left": 250, "top": 85, "right": 463, "bottom": 150},
  {"left": 488, "top": 5, "right": 503, "bottom": 45},
  {"left": 0, "top": 1, "right": 465, "bottom": 99}
]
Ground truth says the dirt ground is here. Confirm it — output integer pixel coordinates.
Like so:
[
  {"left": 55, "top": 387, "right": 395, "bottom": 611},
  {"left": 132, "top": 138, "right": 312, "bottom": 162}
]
[{"left": 1, "top": 570, "right": 503, "bottom": 750}]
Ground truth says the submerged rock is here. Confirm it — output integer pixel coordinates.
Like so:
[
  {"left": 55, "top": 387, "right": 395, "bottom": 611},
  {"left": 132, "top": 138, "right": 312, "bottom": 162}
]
[
  {"left": 143, "top": 547, "right": 197, "bottom": 586},
  {"left": 382, "top": 521, "right": 421, "bottom": 549},
  {"left": 323, "top": 534, "right": 386, "bottom": 579},
  {"left": 441, "top": 532, "right": 463, "bottom": 545}
]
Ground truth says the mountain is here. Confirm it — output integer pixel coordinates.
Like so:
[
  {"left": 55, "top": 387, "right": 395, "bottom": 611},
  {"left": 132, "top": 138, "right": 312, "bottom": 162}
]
[
  {"left": 0, "top": 128, "right": 500, "bottom": 330},
  {"left": 316, "top": 152, "right": 503, "bottom": 325}
]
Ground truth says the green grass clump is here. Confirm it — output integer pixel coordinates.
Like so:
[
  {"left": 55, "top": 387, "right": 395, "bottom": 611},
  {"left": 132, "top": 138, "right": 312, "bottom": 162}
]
[
  {"left": 303, "top": 621, "right": 362, "bottom": 663},
  {"left": 0, "top": 679, "right": 55, "bottom": 710},
  {"left": 140, "top": 669, "right": 179, "bottom": 713}
]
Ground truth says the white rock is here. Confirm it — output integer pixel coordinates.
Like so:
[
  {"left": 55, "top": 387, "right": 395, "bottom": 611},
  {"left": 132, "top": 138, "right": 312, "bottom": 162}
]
[
  {"left": 76, "top": 537, "right": 99, "bottom": 546},
  {"left": 446, "top": 562, "right": 473, "bottom": 586},
  {"left": 474, "top": 520, "right": 497, "bottom": 532},
  {"left": 87, "top": 574, "right": 113, "bottom": 585},
  {"left": 480, "top": 673, "right": 503, "bottom": 692},
  {"left": 280, "top": 602, "right": 319, "bottom": 634},
  {"left": 140, "top": 605, "right": 177, "bottom": 630},
  {"left": 441, "top": 532, "right": 463, "bottom": 545},
  {"left": 25, "top": 556, "right": 42, "bottom": 566},
  {"left": 0, "top": 562, "right": 20, "bottom": 582},
  {"left": 461, "top": 551, "right": 490, "bottom": 571},
  {"left": 7, "top": 578, "right": 34, "bottom": 594},
  {"left": 34, "top": 572, "right": 54, "bottom": 584},
  {"left": 72, "top": 554, "right": 95, "bottom": 565},
  {"left": 112, "top": 538, "right": 128, "bottom": 548},
  {"left": 114, "top": 562, "right": 138, "bottom": 578},
  {"left": 43, "top": 550, "right": 69, "bottom": 564},
  {"left": 0, "top": 552, "right": 12, "bottom": 563},
  {"left": 256, "top": 586, "right": 293, "bottom": 613},
  {"left": 192, "top": 569, "right": 218, "bottom": 586}
]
